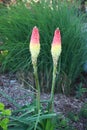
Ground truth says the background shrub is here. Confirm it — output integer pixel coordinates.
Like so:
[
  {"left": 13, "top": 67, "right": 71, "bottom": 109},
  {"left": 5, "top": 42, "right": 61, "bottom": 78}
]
[{"left": 0, "top": 0, "right": 87, "bottom": 94}]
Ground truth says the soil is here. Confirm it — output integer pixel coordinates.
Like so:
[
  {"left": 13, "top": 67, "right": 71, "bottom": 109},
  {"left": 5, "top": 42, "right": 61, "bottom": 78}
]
[{"left": 0, "top": 73, "right": 87, "bottom": 130}]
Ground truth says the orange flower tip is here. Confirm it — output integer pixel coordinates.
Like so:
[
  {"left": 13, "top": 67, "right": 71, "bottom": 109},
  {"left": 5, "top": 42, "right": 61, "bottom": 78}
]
[
  {"left": 30, "top": 26, "right": 40, "bottom": 44},
  {"left": 52, "top": 28, "right": 61, "bottom": 45}
]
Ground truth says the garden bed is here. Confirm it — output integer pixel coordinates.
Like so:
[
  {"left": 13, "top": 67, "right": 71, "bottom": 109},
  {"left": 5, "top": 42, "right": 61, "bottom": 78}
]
[{"left": 0, "top": 73, "right": 87, "bottom": 130}]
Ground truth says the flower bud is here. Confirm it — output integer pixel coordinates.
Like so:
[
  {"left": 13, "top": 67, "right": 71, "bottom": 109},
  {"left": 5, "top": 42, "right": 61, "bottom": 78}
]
[
  {"left": 51, "top": 28, "right": 61, "bottom": 66},
  {"left": 30, "top": 26, "right": 40, "bottom": 65}
]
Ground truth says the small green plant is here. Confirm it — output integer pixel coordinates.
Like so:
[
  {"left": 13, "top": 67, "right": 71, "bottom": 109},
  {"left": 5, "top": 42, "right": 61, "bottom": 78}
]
[
  {"left": 76, "top": 83, "right": 87, "bottom": 98},
  {"left": 0, "top": 102, "right": 11, "bottom": 130},
  {"left": 67, "top": 112, "right": 79, "bottom": 122},
  {"left": 56, "top": 115, "right": 75, "bottom": 130},
  {"left": 79, "top": 103, "right": 87, "bottom": 118}
]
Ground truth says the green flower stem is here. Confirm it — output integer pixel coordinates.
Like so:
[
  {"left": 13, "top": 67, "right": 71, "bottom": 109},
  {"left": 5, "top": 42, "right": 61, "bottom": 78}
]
[
  {"left": 33, "top": 63, "right": 40, "bottom": 113},
  {"left": 50, "top": 65, "right": 57, "bottom": 112}
]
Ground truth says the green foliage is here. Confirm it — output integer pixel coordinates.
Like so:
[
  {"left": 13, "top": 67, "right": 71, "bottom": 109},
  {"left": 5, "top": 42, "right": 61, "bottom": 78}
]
[
  {"left": 38, "top": 118, "right": 55, "bottom": 130},
  {"left": 0, "top": 118, "right": 9, "bottom": 130},
  {"left": 67, "top": 112, "right": 79, "bottom": 122},
  {"left": 0, "top": 102, "right": 11, "bottom": 130},
  {"left": 0, "top": 1, "right": 87, "bottom": 129},
  {"left": 0, "top": 103, "right": 4, "bottom": 111},
  {"left": 8, "top": 102, "right": 56, "bottom": 130},
  {"left": 56, "top": 115, "right": 75, "bottom": 130},
  {"left": 76, "top": 83, "right": 87, "bottom": 98},
  {"left": 79, "top": 103, "right": 87, "bottom": 118},
  {"left": 0, "top": 0, "right": 87, "bottom": 93}
]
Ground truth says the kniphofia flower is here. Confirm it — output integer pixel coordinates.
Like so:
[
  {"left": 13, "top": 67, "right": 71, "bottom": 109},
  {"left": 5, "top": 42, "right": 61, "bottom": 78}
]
[
  {"left": 29, "top": 26, "right": 40, "bottom": 113},
  {"left": 51, "top": 28, "right": 61, "bottom": 66},
  {"left": 50, "top": 28, "right": 62, "bottom": 112},
  {"left": 30, "top": 26, "right": 40, "bottom": 65}
]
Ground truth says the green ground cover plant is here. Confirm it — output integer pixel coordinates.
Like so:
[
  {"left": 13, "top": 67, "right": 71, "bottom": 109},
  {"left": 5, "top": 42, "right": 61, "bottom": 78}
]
[
  {"left": 79, "top": 103, "right": 87, "bottom": 118},
  {"left": 0, "top": 0, "right": 87, "bottom": 94},
  {"left": 0, "top": 102, "right": 11, "bottom": 130}
]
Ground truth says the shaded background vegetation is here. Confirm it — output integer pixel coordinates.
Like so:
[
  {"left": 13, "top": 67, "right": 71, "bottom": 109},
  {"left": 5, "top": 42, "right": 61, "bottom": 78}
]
[{"left": 0, "top": 0, "right": 87, "bottom": 94}]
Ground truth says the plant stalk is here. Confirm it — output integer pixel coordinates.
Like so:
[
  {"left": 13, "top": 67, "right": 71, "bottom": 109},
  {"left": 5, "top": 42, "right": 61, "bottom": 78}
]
[
  {"left": 50, "top": 65, "right": 57, "bottom": 112},
  {"left": 33, "top": 63, "right": 40, "bottom": 113}
]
